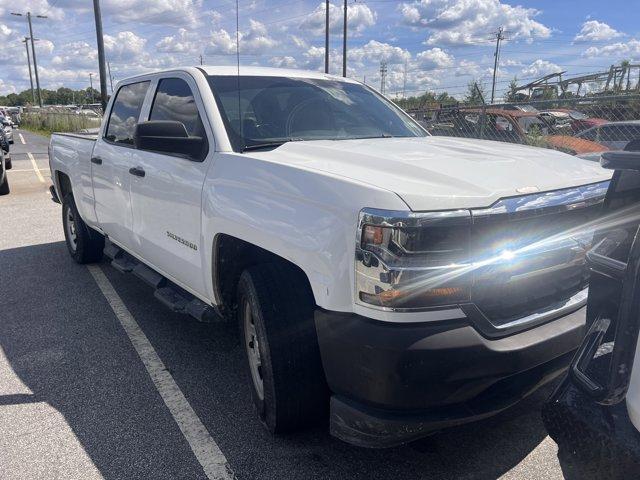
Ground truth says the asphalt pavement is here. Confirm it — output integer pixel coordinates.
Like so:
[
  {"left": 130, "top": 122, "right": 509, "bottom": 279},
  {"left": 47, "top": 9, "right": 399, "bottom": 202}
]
[{"left": 0, "top": 130, "right": 586, "bottom": 479}]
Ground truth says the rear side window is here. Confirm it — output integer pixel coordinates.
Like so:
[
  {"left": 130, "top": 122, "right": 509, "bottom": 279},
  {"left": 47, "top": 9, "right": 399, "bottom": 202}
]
[{"left": 105, "top": 81, "right": 149, "bottom": 145}]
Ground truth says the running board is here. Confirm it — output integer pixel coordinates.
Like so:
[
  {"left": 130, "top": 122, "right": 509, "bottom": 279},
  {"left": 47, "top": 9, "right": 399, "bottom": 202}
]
[{"left": 103, "top": 240, "right": 220, "bottom": 323}]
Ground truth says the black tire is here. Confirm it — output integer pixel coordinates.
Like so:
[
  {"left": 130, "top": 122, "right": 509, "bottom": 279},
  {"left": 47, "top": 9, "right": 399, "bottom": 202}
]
[
  {"left": 62, "top": 193, "right": 104, "bottom": 263},
  {"left": 5, "top": 157, "right": 11, "bottom": 170},
  {"left": 237, "top": 262, "right": 328, "bottom": 433},
  {"left": 0, "top": 173, "right": 8, "bottom": 195}
]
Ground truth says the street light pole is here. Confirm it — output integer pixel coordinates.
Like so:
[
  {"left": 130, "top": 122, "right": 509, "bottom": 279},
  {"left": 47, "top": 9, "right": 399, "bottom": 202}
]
[
  {"left": 12, "top": 12, "right": 46, "bottom": 107},
  {"left": 92, "top": 0, "right": 109, "bottom": 111},
  {"left": 22, "top": 37, "right": 35, "bottom": 104}
]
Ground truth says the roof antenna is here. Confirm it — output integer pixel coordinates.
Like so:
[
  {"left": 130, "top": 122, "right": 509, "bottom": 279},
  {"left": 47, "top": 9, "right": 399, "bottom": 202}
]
[{"left": 236, "top": 0, "right": 243, "bottom": 150}]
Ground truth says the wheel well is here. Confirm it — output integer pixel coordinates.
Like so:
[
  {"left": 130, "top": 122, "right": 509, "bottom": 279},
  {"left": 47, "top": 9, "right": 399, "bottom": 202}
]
[
  {"left": 56, "top": 171, "right": 72, "bottom": 199},
  {"left": 213, "top": 234, "right": 315, "bottom": 317}
]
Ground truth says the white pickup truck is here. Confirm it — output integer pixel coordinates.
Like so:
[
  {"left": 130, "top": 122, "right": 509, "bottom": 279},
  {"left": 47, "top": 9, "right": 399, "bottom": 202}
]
[{"left": 49, "top": 66, "right": 612, "bottom": 448}]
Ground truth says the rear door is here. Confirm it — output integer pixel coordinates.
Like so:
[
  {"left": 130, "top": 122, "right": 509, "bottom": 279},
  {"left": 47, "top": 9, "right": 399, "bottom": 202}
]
[
  {"left": 92, "top": 80, "right": 150, "bottom": 250},
  {"left": 129, "top": 74, "right": 213, "bottom": 297}
]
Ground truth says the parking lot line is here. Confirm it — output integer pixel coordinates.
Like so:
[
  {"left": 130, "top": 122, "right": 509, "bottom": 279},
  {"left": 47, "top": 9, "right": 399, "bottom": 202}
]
[
  {"left": 87, "top": 265, "right": 234, "bottom": 480},
  {"left": 27, "top": 152, "right": 46, "bottom": 183},
  {"left": 18, "top": 133, "right": 25, "bottom": 145}
]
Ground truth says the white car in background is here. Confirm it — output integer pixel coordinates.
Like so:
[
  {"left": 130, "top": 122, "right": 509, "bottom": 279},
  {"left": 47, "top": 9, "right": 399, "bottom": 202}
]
[{"left": 0, "top": 116, "right": 13, "bottom": 144}]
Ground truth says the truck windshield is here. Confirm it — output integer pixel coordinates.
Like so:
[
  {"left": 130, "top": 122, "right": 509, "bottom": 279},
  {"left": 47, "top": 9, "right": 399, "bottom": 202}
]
[{"left": 207, "top": 75, "right": 426, "bottom": 151}]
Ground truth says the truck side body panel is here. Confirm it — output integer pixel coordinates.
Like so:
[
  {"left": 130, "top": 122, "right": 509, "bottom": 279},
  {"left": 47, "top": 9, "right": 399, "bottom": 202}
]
[
  {"left": 202, "top": 153, "right": 408, "bottom": 312},
  {"left": 49, "top": 134, "right": 99, "bottom": 227}
]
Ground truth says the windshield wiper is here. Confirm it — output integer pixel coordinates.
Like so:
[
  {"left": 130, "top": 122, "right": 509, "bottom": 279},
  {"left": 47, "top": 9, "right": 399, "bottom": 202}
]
[
  {"left": 242, "top": 138, "right": 304, "bottom": 152},
  {"left": 242, "top": 142, "right": 287, "bottom": 152}
]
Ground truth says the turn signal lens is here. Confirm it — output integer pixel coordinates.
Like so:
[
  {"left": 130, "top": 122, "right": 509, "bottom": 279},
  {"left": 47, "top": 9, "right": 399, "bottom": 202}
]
[{"left": 362, "top": 225, "right": 384, "bottom": 245}]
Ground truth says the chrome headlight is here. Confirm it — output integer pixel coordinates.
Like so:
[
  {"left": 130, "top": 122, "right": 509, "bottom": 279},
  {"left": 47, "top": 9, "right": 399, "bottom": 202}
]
[{"left": 355, "top": 208, "right": 472, "bottom": 310}]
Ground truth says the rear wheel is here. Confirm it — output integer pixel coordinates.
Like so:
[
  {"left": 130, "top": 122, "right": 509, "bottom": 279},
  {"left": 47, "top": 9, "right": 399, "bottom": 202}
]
[
  {"left": 62, "top": 193, "right": 104, "bottom": 263},
  {"left": 237, "top": 262, "right": 328, "bottom": 433}
]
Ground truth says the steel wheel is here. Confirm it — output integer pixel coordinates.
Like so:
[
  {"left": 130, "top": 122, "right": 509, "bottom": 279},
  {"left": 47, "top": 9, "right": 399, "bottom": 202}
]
[
  {"left": 65, "top": 206, "right": 78, "bottom": 252},
  {"left": 243, "top": 300, "right": 264, "bottom": 400}
]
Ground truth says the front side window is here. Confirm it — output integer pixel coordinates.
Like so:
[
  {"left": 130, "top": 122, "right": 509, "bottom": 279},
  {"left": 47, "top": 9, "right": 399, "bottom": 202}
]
[
  {"left": 150, "top": 78, "right": 206, "bottom": 137},
  {"left": 105, "top": 81, "right": 149, "bottom": 145},
  {"left": 207, "top": 75, "right": 426, "bottom": 151},
  {"left": 148, "top": 77, "right": 208, "bottom": 160}
]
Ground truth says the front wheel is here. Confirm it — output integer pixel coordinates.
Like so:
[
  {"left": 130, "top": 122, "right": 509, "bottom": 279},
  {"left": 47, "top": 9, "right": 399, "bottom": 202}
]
[
  {"left": 0, "top": 173, "right": 8, "bottom": 195},
  {"left": 237, "top": 262, "right": 328, "bottom": 433},
  {"left": 62, "top": 193, "right": 105, "bottom": 263}
]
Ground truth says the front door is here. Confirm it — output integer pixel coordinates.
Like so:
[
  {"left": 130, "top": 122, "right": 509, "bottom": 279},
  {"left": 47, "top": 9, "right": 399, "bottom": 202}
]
[
  {"left": 129, "top": 75, "right": 213, "bottom": 297},
  {"left": 92, "top": 80, "right": 150, "bottom": 250}
]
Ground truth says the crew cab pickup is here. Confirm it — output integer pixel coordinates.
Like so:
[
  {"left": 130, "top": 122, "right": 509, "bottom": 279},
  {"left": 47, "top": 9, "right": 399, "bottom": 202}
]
[{"left": 49, "top": 66, "right": 612, "bottom": 448}]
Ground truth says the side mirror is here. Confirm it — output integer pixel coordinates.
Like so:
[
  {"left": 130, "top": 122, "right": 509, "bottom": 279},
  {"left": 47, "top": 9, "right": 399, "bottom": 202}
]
[
  {"left": 134, "top": 120, "right": 205, "bottom": 160},
  {"left": 601, "top": 151, "right": 640, "bottom": 171}
]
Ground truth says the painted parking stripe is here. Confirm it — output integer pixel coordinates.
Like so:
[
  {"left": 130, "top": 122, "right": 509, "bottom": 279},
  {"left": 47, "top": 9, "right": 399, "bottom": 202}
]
[
  {"left": 87, "top": 265, "right": 234, "bottom": 480},
  {"left": 27, "top": 152, "right": 45, "bottom": 183},
  {"left": 18, "top": 133, "right": 25, "bottom": 144},
  {"left": 8, "top": 168, "right": 51, "bottom": 173}
]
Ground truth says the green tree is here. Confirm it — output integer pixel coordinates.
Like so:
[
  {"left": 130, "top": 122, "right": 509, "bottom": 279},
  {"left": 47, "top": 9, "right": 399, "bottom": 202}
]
[
  {"left": 504, "top": 77, "right": 519, "bottom": 103},
  {"left": 464, "top": 80, "right": 486, "bottom": 105}
]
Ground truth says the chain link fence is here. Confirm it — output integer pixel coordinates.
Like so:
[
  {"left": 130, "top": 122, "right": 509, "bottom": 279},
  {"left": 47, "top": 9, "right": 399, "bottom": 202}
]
[{"left": 408, "top": 95, "right": 640, "bottom": 159}]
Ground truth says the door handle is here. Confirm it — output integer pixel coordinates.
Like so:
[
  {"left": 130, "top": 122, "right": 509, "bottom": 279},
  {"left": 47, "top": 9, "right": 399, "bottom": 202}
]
[
  {"left": 91, "top": 156, "right": 102, "bottom": 165},
  {"left": 129, "top": 166, "right": 146, "bottom": 178}
]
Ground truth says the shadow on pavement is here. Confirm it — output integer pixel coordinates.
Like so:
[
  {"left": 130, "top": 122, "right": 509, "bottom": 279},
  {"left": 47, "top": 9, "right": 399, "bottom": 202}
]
[{"left": 1, "top": 240, "right": 568, "bottom": 479}]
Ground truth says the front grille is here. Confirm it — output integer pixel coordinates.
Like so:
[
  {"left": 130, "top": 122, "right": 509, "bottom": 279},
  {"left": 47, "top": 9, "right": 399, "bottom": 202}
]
[{"left": 468, "top": 182, "right": 608, "bottom": 326}]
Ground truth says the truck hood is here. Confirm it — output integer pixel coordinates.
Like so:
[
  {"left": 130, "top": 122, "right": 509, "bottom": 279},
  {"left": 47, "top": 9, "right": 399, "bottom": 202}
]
[{"left": 252, "top": 136, "right": 612, "bottom": 210}]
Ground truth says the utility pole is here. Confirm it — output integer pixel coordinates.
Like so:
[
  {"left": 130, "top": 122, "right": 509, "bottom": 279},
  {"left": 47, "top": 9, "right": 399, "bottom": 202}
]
[
  {"left": 490, "top": 26, "right": 504, "bottom": 104},
  {"left": 200, "top": 54, "right": 203, "bottom": 65},
  {"left": 92, "top": 0, "right": 109, "bottom": 111},
  {"left": 342, "top": 0, "right": 347, "bottom": 77},
  {"left": 89, "top": 73, "right": 95, "bottom": 103},
  {"left": 22, "top": 37, "right": 35, "bottom": 104},
  {"left": 107, "top": 61, "right": 114, "bottom": 93},
  {"left": 12, "top": 12, "right": 46, "bottom": 107},
  {"left": 402, "top": 59, "right": 408, "bottom": 98},
  {"left": 324, "top": 0, "right": 329, "bottom": 74},
  {"left": 380, "top": 61, "right": 388, "bottom": 95}
]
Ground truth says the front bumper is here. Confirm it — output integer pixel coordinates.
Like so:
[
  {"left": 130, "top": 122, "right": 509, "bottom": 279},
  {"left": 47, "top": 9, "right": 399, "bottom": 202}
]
[{"left": 315, "top": 305, "right": 586, "bottom": 448}]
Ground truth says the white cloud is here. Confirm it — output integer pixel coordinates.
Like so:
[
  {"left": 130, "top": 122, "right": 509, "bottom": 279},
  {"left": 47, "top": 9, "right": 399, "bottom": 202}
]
[
  {"left": 416, "top": 47, "right": 453, "bottom": 69},
  {"left": 400, "top": 0, "right": 551, "bottom": 45},
  {"left": 100, "top": 0, "right": 204, "bottom": 27},
  {"left": 156, "top": 28, "right": 198, "bottom": 54},
  {"left": 520, "top": 59, "right": 562, "bottom": 77},
  {"left": 51, "top": 41, "right": 97, "bottom": 69},
  {"left": 206, "top": 20, "right": 279, "bottom": 56},
  {"left": 351, "top": 40, "right": 411, "bottom": 65},
  {"left": 104, "top": 31, "right": 147, "bottom": 61},
  {"left": 300, "top": 2, "right": 376, "bottom": 35},
  {"left": 584, "top": 39, "right": 640, "bottom": 59},
  {"left": 574, "top": 20, "right": 623, "bottom": 43},
  {"left": 270, "top": 56, "right": 298, "bottom": 68}
]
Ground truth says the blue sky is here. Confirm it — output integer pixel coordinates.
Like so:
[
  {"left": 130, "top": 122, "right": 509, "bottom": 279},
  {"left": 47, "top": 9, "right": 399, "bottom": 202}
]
[{"left": 0, "top": 0, "right": 639, "bottom": 100}]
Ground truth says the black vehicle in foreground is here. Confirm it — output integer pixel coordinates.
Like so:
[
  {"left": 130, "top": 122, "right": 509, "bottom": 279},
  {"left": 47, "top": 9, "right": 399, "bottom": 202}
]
[
  {"left": 542, "top": 145, "right": 640, "bottom": 477},
  {"left": 0, "top": 129, "right": 10, "bottom": 195}
]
